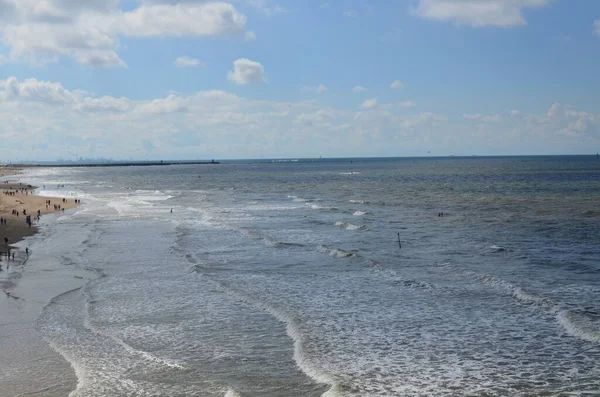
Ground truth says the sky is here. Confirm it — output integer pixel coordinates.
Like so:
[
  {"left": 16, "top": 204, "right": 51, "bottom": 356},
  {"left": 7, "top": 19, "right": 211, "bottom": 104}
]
[{"left": 0, "top": 0, "right": 599, "bottom": 161}]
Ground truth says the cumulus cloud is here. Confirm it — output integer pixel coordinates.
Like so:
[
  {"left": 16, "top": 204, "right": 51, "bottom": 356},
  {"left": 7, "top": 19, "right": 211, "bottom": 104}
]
[
  {"left": 463, "top": 113, "right": 502, "bottom": 122},
  {"left": 390, "top": 80, "right": 404, "bottom": 89},
  {"left": 0, "top": 0, "right": 252, "bottom": 67},
  {"left": 73, "top": 96, "right": 132, "bottom": 113},
  {"left": 175, "top": 56, "right": 202, "bottom": 68},
  {"left": 135, "top": 94, "right": 188, "bottom": 114},
  {"left": 227, "top": 58, "right": 266, "bottom": 85},
  {"left": 1, "top": 75, "right": 598, "bottom": 160},
  {"left": 352, "top": 85, "right": 367, "bottom": 93},
  {"left": 246, "top": 0, "right": 286, "bottom": 16},
  {"left": 120, "top": 3, "right": 246, "bottom": 37},
  {"left": 398, "top": 100, "right": 416, "bottom": 108},
  {"left": 361, "top": 98, "right": 377, "bottom": 109},
  {"left": 413, "top": 0, "right": 550, "bottom": 27},
  {"left": 302, "top": 84, "right": 327, "bottom": 94},
  {"left": 1, "top": 76, "right": 77, "bottom": 104},
  {"left": 295, "top": 108, "right": 335, "bottom": 126}
]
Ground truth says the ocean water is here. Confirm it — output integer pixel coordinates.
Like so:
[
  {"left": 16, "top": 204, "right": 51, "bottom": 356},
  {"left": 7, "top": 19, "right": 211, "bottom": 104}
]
[{"left": 17, "top": 156, "right": 600, "bottom": 396}]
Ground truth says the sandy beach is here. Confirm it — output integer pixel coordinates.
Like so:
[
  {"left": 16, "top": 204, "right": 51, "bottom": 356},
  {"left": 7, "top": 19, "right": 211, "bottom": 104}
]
[
  {"left": 0, "top": 180, "right": 79, "bottom": 254},
  {"left": 0, "top": 169, "right": 87, "bottom": 397}
]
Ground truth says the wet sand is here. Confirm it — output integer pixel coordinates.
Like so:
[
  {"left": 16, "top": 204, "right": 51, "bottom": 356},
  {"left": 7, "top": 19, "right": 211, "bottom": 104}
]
[{"left": 0, "top": 173, "right": 85, "bottom": 396}]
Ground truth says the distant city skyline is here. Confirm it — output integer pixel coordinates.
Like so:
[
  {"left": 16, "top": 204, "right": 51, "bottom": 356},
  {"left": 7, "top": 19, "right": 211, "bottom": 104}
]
[{"left": 0, "top": 0, "right": 599, "bottom": 160}]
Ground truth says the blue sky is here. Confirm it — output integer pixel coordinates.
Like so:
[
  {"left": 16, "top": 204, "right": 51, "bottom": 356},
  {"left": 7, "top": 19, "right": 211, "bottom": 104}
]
[{"left": 0, "top": 0, "right": 599, "bottom": 160}]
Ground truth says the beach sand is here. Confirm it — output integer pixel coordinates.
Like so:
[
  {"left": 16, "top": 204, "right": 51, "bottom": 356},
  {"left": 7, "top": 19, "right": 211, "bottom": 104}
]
[
  {"left": 0, "top": 174, "right": 85, "bottom": 397},
  {"left": 0, "top": 182, "right": 79, "bottom": 252}
]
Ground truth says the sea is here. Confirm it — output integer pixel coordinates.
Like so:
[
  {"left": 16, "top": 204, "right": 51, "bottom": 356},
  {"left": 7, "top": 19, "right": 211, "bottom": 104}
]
[{"left": 6, "top": 156, "right": 600, "bottom": 396}]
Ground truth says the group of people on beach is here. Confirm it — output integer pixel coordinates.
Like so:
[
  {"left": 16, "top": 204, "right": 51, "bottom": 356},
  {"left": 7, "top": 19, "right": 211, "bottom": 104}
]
[
  {"left": 3, "top": 189, "right": 30, "bottom": 196},
  {"left": 0, "top": 181, "right": 82, "bottom": 273}
]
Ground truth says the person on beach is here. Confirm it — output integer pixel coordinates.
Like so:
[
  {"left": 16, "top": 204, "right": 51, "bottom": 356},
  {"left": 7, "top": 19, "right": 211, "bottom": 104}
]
[{"left": 25, "top": 247, "right": 29, "bottom": 256}]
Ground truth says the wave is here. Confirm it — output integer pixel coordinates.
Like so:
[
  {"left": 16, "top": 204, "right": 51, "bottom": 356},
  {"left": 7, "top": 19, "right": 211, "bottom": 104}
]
[
  {"left": 490, "top": 244, "right": 506, "bottom": 252},
  {"left": 307, "top": 204, "right": 338, "bottom": 211},
  {"left": 581, "top": 210, "right": 600, "bottom": 217},
  {"left": 334, "top": 221, "right": 365, "bottom": 231},
  {"left": 556, "top": 309, "right": 600, "bottom": 343},
  {"left": 288, "top": 195, "right": 312, "bottom": 203},
  {"left": 270, "top": 241, "right": 306, "bottom": 249},
  {"left": 317, "top": 245, "right": 358, "bottom": 259},
  {"left": 442, "top": 263, "right": 600, "bottom": 345},
  {"left": 352, "top": 210, "right": 368, "bottom": 217},
  {"left": 81, "top": 285, "right": 187, "bottom": 371},
  {"left": 196, "top": 276, "right": 339, "bottom": 397},
  {"left": 224, "top": 389, "right": 242, "bottom": 397},
  {"left": 348, "top": 199, "right": 388, "bottom": 206},
  {"left": 368, "top": 260, "right": 436, "bottom": 290},
  {"left": 476, "top": 274, "right": 550, "bottom": 306}
]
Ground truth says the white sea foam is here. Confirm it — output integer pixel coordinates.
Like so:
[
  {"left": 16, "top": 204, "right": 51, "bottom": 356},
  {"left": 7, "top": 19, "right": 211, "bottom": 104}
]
[
  {"left": 334, "top": 221, "right": 365, "bottom": 231},
  {"left": 317, "top": 245, "right": 357, "bottom": 258},
  {"left": 307, "top": 203, "right": 337, "bottom": 211},
  {"left": 199, "top": 277, "right": 339, "bottom": 397},
  {"left": 288, "top": 195, "right": 311, "bottom": 202},
  {"left": 352, "top": 210, "right": 368, "bottom": 216},
  {"left": 445, "top": 263, "right": 600, "bottom": 346},
  {"left": 224, "top": 389, "right": 242, "bottom": 397},
  {"left": 556, "top": 310, "right": 600, "bottom": 343}
]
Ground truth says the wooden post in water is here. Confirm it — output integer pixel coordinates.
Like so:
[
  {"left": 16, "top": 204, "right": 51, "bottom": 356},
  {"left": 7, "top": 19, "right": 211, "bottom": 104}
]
[{"left": 397, "top": 233, "right": 401, "bottom": 249}]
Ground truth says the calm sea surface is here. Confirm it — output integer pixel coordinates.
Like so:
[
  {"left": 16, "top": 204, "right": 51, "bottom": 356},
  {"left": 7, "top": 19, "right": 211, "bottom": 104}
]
[{"left": 18, "top": 156, "right": 600, "bottom": 396}]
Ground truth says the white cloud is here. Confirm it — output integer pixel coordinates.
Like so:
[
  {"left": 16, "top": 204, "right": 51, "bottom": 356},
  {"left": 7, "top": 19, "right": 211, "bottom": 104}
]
[
  {"left": 352, "top": 85, "right": 367, "bottom": 93},
  {"left": 227, "top": 58, "right": 266, "bottom": 85},
  {"left": 244, "top": 30, "right": 257, "bottom": 41},
  {"left": 246, "top": 0, "right": 286, "bottom": 16},
  {"left": 120, "top": 3, "right": 247, "bottom": 37},
  {"left": 0, "top": 54, "right": 7, "bottom": 64},
  {"left": 344, "top": 10, "right": 358, "bottom": 17},
  {"left": 76, "top": 51, "right": 127, "bottom": 68},
  {"left": 175, "top": 56, "right": 202, "bottom": 68},
  {"left": 390, "top": 80, "right": 404, "bottom": 89},
  {"left": 0, "top": 0, "right": 251, "bottom": 67},
  {"left": 361, "top": 98, "right": 377, "bottom": 109},
  {"left": 1, "top": 75, "right": 598, "bottom": 160},
  {"left": 74, "top": 96, "right": 132, "bottom": 113},
  {"left": 463, "top": 113, "right": 502, "bottom": 122},
  {"left": 413, "top": 0, "right": 549, "bottom": 27},
  {"left": 295, "top": 108, "right": 335, "bottom": 126},
  {"left": 302, "top": 84, "right": 327, "bottom": 94},
  {"left": 1, "top": 76, "right": 77, "bottom": 104},
  {"left": 594, "top": 20, "right": 600, "bottom": 36},
  {"left": 135, "top": 94, "right": 188, "bottom": 114},
  {"left": 510, "top": 109, "right": 521, "bottom": 116},
  {"left": 398, "top": 100, "right": 416, "bottom": 108}
]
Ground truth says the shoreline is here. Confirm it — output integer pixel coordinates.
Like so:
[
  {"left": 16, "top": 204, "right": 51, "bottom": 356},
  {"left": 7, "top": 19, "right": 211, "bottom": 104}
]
[
  {"left": 0, "top": 169, "right": 87, "bottom": 397},
  {"left": 0, "top": 180, "right": 79, "bottom": 257}
]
